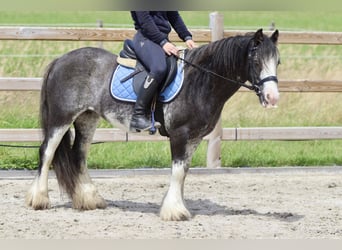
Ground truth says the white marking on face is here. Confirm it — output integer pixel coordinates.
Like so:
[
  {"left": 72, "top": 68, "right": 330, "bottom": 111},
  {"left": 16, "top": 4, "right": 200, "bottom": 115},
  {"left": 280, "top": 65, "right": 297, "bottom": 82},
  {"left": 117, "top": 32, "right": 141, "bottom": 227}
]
[{"left": 260, "top": 56, "right": 280, "bottom": 108}]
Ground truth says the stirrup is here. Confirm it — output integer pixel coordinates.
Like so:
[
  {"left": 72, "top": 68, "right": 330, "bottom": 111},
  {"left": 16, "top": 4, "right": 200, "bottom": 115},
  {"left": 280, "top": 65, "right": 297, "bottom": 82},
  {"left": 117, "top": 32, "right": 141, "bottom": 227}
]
[
  {"left": 129, "top": 121, "right": 161, "bottom": 133},
  {"left": 149, "top": 108, "right": 158, "bottom": 135}
]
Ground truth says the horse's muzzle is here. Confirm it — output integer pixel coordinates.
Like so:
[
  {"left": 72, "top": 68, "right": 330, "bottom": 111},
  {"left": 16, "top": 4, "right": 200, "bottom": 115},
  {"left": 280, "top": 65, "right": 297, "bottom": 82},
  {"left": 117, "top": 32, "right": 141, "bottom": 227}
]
[{"left": 260, "top": 80, "right": 279, "bottom": 108}]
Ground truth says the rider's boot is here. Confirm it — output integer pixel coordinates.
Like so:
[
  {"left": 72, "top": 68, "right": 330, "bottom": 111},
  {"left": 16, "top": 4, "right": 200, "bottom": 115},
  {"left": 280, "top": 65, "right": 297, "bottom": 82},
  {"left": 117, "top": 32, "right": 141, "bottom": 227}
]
[{"left": 130, "top": 75, "right": 161, "bottom": 132}]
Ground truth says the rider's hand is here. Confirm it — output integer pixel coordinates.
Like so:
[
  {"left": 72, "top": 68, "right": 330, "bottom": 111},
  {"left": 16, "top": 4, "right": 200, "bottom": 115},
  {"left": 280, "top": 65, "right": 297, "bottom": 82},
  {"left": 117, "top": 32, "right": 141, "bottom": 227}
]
[
  {"left": 185, "top": 39, "right": 197, "bottom": 49},
  {"left": 162, "top": 42, "right": 179, "bottom": 56}
]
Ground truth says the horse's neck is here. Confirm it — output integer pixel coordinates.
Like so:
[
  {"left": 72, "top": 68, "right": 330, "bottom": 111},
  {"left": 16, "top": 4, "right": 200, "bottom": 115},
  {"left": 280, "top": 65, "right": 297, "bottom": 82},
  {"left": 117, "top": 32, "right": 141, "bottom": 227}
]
[
  {"left": 189, "top": 38, "right": 248, "bottom": 91},
  {"left": 182, "top": 47, "right": 243, "bottom": 122}
]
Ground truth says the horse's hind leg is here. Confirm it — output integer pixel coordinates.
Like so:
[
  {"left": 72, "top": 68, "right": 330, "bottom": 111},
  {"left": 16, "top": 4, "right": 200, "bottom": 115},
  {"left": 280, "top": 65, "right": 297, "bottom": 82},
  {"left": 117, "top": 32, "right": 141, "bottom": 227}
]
[
  {"left": 71, "top": 111, "right": 107, "bottom": 210},
  {"left": 26, "top": 125, "right": 70, "bottom": 209},
  {"left": 160, "top": 137, "right": 201, "bottom": 221}
]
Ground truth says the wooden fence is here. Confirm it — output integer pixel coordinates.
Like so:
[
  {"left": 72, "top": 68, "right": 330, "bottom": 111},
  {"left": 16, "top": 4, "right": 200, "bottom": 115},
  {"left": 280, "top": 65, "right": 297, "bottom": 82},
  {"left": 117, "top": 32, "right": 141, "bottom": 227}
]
[
  {"left": 1, "top": 77, "right": 342, "bottom": 92},
  {"left": 1, "top": 127, "right": 342, "bottom": 143},
  {"left": 0, "top": 26, "right": 341, "bottom": 45},
  {"left": 0, "top": 13, "right": 341, "bottom": 167}
]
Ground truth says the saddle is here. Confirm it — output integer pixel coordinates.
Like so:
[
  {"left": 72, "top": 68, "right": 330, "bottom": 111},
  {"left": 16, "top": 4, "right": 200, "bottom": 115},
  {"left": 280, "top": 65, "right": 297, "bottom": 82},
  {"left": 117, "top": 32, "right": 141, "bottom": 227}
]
[{"left": 117, "top": 39, "right": 178, "bottom": 94}]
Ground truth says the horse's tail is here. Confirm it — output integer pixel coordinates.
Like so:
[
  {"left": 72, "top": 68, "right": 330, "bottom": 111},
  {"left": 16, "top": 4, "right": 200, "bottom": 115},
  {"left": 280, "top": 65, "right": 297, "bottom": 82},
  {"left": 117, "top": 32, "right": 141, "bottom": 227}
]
[
  {"left": 40, "top": 58, "right": 80, "bottom": 197},
  {"left": 39, "top": 58, "right": 57, "bottom": 136}
]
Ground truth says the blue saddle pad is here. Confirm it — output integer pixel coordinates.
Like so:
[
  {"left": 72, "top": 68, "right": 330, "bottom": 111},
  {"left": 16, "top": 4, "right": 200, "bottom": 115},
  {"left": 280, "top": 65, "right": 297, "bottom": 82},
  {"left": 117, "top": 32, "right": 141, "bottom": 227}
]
[{"left": 110, "top": 59, "right": 184, "bottom": 103}]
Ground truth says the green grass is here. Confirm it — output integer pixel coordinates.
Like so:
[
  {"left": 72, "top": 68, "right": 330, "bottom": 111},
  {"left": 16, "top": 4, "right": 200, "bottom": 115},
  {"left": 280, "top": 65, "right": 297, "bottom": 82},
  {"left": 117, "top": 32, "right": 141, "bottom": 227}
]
[
  {"left": 0, "top": 11, "right": 341, "bottom": 169},
  {"left": 2, "top": 139, "right": 342, "bottom": 170},
  {"left": 0, "top": 11, "right": 341, "bottom": 31},
  {"left": 87, "top": 140, "right": 342, "bottom": 168}
]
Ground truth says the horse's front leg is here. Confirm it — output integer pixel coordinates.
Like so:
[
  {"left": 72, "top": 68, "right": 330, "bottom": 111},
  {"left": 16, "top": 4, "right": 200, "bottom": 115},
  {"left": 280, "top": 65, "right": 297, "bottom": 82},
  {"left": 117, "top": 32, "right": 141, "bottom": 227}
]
[
  {"left": 160, "top": 159, "right": 190, "bottom": 221},
  {"left": 160, "top": 137, "right": 201, "bottom": 221}
]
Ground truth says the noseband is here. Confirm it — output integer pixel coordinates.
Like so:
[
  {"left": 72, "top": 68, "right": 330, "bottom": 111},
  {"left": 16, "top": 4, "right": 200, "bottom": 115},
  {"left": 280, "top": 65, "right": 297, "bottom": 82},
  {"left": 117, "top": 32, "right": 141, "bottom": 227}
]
[{"left": 252, "top": 75, "right": 279, "bottom": 95}]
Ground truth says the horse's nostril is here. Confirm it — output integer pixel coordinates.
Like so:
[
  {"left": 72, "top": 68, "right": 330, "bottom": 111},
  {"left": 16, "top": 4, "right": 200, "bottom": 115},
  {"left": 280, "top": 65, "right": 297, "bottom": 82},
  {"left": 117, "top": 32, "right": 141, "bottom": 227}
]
[
  {"left": 264, "top": 91, "right": 279, "bottom": 106},
  {"left": 266, "top": 94, "right": 271, "bottom": 101},
  {"left": 266, "top": 93, "right": 274, "bottom": 104}
]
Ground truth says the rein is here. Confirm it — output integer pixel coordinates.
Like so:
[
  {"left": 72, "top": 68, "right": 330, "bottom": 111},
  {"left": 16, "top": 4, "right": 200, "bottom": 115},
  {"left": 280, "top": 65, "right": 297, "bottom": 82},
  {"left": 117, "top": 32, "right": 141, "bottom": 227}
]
[{"left": 175, "top": 55, "right": 256, "bottom": 91}]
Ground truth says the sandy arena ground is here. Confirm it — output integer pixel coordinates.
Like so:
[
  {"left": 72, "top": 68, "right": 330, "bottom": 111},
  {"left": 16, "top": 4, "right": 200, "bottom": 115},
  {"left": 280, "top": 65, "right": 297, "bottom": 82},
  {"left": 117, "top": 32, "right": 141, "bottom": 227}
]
[{"left": 0, "top": 167, "right": 342, "bottom": 239}]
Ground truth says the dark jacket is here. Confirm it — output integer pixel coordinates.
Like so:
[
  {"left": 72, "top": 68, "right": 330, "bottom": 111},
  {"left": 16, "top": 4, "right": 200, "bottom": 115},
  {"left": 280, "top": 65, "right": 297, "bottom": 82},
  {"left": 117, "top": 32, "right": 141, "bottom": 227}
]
[{"left": 130, "top": 11, "right": 192, "bottom": 47}]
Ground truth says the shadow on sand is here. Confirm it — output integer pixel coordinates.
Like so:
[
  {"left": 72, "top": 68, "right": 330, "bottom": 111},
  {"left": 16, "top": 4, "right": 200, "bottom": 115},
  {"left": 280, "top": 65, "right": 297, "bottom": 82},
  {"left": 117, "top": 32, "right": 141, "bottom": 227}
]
[{"left": 106, "top": 198, "right": 304, "bottom": 222}]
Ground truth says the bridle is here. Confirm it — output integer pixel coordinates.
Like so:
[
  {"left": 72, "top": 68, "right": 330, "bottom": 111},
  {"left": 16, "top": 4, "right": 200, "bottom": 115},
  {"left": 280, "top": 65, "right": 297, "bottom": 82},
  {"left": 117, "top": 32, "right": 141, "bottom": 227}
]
[
  {"left": 247, "top": 43, "right": 279, "bottom": 103},
  {"left": 175, "top": 44, "right": 278, "bottom": 100}
]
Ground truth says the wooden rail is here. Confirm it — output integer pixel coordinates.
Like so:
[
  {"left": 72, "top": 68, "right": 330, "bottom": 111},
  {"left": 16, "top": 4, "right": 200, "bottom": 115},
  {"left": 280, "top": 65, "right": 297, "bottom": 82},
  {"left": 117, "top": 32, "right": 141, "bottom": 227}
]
[
  {"left": 0, "top": 27, "right": 341, "bottom": 45},
  {"left": 1, "top": 77, "right": 342, "bottom": 92},
  {"left": 1, "top": 127, "right": 342, "bottom": 142}
]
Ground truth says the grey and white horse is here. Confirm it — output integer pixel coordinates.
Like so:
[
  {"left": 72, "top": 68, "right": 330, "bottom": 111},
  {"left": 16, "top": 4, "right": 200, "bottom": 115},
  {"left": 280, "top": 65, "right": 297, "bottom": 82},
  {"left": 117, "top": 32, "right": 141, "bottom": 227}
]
[{"left": 26, "top": 29, "right": 280, "bottom": 221}]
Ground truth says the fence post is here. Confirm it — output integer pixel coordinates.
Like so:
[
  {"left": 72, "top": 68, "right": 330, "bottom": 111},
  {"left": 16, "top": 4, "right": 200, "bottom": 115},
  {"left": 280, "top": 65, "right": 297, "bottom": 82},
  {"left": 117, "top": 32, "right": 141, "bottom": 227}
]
[
  {"left": 97, "top": 20, "right": 103, "bottom": 48},
  {"left": 206, "top": 12, "right": 224, "bottom": 168}
]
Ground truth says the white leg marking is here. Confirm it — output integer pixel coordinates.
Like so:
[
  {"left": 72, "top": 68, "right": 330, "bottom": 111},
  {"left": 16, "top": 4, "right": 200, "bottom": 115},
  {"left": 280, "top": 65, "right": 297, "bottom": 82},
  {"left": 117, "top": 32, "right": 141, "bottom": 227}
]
[
  {"left": 72, "top": 166, "right": 107, "bottom": 210},
  {"left": 26, "top": 127, "right": 69, "bottom": 209},
  {"left": 160, "top": 160, "right": 191, "bottom": 221},
  {"left": 71, "top": 133, "right": 106, "bottom": 210}
]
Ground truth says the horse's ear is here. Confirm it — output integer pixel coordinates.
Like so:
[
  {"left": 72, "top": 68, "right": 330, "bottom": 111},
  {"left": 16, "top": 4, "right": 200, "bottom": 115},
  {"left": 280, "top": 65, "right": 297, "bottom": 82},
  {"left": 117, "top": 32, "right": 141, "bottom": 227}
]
[
  {"left": 271, "top": 29, "right": 279, "bottom": 44},
  {"left": 253, "top": 29, "right": 264, "bottom": 45}
]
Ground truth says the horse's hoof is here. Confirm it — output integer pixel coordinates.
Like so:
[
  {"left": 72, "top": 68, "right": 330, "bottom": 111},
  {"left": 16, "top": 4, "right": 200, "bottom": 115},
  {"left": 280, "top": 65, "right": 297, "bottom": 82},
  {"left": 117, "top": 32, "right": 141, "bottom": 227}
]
[
  {"left": 32, "top": 201, "right": 51, "bottom": 210},
  {"left": 160, "top": 211, "right": 192, "bottom": 221},
  {"left": 26, "top": 193, "right": 51, "bottom": 210},
  {"left": 72, "top": 193, "right": 107, "bottom": 210},
  {"left": 94, "top": 196, "right": 107, "bottom": 209},
  {"left": 160, "top": 206, "right": 192, "bottom": 221}
]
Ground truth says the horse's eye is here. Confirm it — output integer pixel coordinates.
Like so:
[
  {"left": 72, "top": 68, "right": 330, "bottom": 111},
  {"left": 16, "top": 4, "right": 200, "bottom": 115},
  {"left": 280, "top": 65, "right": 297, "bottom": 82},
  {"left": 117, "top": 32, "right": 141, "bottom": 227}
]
[{"left": 277, "top": 59, "right": 281, "bottom": 65}]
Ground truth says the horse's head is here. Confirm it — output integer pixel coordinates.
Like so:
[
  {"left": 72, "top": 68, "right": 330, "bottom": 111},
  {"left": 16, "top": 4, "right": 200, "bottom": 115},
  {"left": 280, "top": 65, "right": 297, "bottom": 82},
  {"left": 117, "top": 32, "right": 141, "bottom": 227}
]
[{"left": 247, "top": 29, "right": 280, "bottom": 108}]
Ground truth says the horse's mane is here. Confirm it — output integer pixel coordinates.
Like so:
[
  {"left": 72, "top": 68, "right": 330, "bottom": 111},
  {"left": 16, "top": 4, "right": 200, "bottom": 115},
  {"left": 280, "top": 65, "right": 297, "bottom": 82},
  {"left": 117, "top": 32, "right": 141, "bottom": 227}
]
[{"left": 185, "top": 32, "right": 278, "bottom": 79}]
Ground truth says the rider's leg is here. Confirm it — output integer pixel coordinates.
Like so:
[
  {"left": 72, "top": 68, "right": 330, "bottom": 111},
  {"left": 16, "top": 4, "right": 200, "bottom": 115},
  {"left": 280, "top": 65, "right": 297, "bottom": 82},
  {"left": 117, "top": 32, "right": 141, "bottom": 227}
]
[
  {"left": 130, "top": 74, "right": 161, "bottom": 131},
  {"left": 130, "top": 31, "right": 167, "bottom": 131}
]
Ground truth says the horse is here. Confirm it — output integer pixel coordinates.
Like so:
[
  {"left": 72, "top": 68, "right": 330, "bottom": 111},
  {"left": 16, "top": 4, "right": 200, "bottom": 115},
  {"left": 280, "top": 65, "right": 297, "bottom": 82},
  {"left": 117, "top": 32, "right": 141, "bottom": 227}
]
[{"left": 26, "top": 29, "right": 280, "bottom": 221}]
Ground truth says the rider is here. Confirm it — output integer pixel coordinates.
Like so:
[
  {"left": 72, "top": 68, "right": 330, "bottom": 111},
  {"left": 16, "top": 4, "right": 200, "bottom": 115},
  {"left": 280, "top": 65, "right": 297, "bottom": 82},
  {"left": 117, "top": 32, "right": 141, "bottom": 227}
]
[{"left": 130, "top": 11, "right": 197, "bottom": 132}]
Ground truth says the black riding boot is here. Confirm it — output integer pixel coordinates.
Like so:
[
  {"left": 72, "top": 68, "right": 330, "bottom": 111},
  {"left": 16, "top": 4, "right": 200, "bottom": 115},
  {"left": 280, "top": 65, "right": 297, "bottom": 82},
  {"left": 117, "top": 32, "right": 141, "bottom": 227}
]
[{"left": 130, "top": 75, "right": 161, "bottom": 132}]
